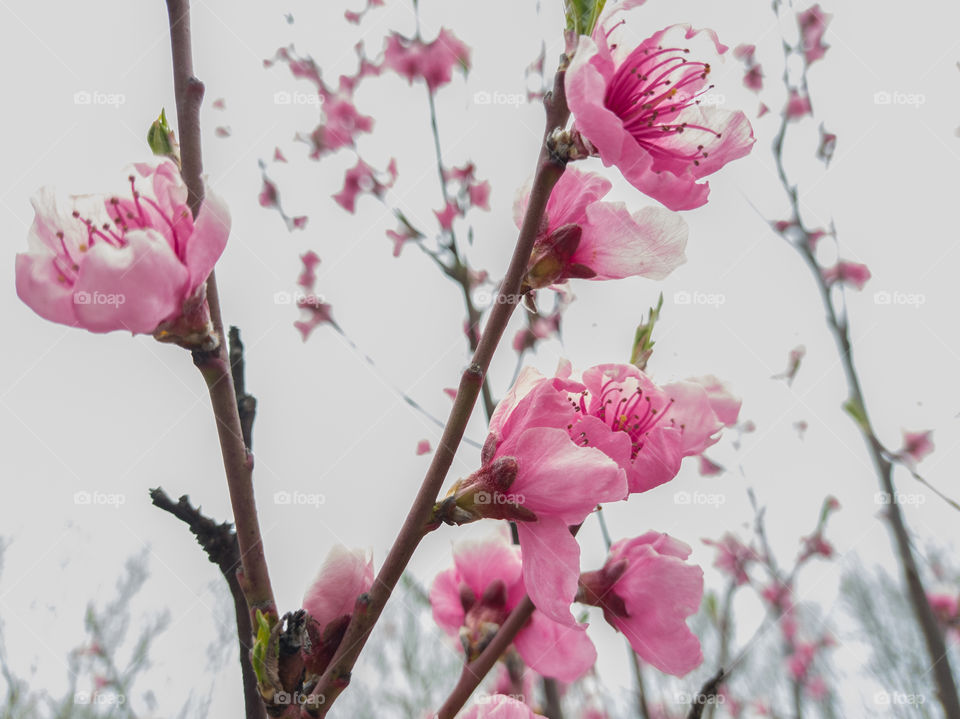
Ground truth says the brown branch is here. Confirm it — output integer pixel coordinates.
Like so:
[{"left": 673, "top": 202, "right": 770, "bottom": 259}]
[
  {"left": 685, "top": 668, "right": 726, "bottom": 719},
  {"left": 229, "top": 326, "right": 257, "bottom": 451},
  {"left": 303, "top": 63, "right": 573, "bottom": 717},
  {"left": 150, "top": 488, "right": 266, "bottom": 719}
]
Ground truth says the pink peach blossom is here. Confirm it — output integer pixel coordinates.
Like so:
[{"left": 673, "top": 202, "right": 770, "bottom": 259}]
[
  {"left": 302, "top": 544, "right": 374, "bottom": 629},
  {"left": 297, "top": 251, "right": 321, "bottom": 289},
  {"left": 703, "top": 534, "right": 758, "bottom": 586},
  {"left": 821, "top": 260, "right": 871, "bottom": 290},
  {"left": 435, "top": 199, "right": 461, "bottom": 231},
  {"left": 430, "top": 531, "right": 596, "bottom": 681},
  {"left": 785, "top": 91, "right": 812, "bottom": 120},
  {"left": 333, "top": 158, "right": 397, "bottom": 213},
  {"left": 450, "top": 363, "right": 733, "bottom": 624},
  {"left": 899, "top": 430, "right": 935, "bottom": 465},
  {"left": 798, "top": 4, "right": 832, "bottom": 65},
  {"left": 16, "top": 160, "right": 228, "bottom": 336},
  {"left": 578, "top": 532, "right": 704, "bottom": 676},
  {"left": 416, "top": 439, "right": 432, "bottom": 455},
  {"left": 383, "top": 28, "right": 470, "bottom": 91},
  {"left": 514, "top": 167, "right": 687, "bottom": 289},
  {"left": 566, "top": 22, "right": 754, "bottom": 210}
]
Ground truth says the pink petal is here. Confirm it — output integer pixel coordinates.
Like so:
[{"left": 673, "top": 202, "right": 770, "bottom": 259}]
[
  {"left": 302, "top": 545, "right": 374, "bottom": 629},
  {"left": 429, "top": 567, "right": 465, "bottom": 636},
  {"left": 579, "top": 202, "right": 688, "bottom": 280},
  {"left": 72, "top": 229, "right": 189, "bottom": 334},
  {"left": 514, "top": 611, "right": 597, "bottom": 681},
  {"left": 517, "top": 516, "right": 581, "bottom": 626},
  {"left": 185, "top": 184, "right": 231, "bottom": 292}
]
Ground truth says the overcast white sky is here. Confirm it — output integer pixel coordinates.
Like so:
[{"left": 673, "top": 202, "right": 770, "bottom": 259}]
[{"left": 1, "top": 0, "right": 959, "bottom": 716}]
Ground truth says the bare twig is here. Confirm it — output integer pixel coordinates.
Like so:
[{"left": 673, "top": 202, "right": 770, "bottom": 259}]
[{"left": 149, "top": 488, "right": 266, "bottom": 719}]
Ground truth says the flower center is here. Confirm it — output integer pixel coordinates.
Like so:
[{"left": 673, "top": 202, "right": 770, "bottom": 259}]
[
  {"left": 605, "top": 43, "right": 721, "bottom": 167},
  {"left": 569, "top": 379, "right": 673, "bottom": 459},
  {"left": 51, "top": 175, "right": 189, "bottom": 286}
]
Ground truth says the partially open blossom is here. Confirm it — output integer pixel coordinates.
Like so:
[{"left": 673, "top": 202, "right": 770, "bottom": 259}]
[
  {"left": 460, "top": 694, "right": 538, "bottom": 719},
  {"left": 798, "top": 4, "right": 831, "bottom": 65},
  {"left": 383, "top": 28, "right": 470, "bottom": 91},
  {"left": 514, "top": 167, "right": 687, "bottom": 290},
  {"left": 305, "top": 98, "right": 374, "bottom": 159},
  {"left": 301, "top": 545, "right": 374, "bottom": 675},
  {"left": 703, "top": 533, "right": 758, "bottom": 586},
  {"left": 16, "top": 160, "right": 228, "bottom": 342},
  {"left": 566, "top": 21, "right": 754, "bottom": 210},
  {"left": 431, "top": 531, "right": 596, "bottom": 681},
  {"left": 785, "top": 90, "right": 812, "bottom": 120},
  {"left": 773, "top": 344, "right": 806, "bottom": 385},
  {"left": 333, "top": 158, "right": 397, "bottom": 213},
  {"left": 928, "top": 593, "right": 959, "bottom": 629},
  {"left": 435, "top": 199, "right": 462, "bottom": 231},
  {"left": 578, "top": 532, "right": 704, "bottom": 676},
  {"left": 821, "top": 260, "right": 871, "bottom": 290},
  {"left": 898, "top": 430, "right": 935, "bottom": 466}
]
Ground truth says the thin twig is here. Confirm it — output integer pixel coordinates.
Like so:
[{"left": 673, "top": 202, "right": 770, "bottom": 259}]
[{"left": 149, "top": 488, "right": 266, "bottom": 719}]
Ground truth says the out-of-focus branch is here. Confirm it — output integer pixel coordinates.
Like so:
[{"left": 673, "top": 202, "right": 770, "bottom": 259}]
[
  {"left": 768, "top": 9, "right": 960, "bottom": 714},
  {"left": 685, "top": 668, "right": 726, "bottom": 719}
]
